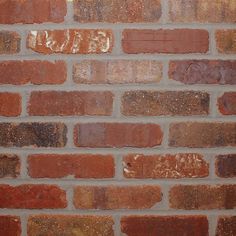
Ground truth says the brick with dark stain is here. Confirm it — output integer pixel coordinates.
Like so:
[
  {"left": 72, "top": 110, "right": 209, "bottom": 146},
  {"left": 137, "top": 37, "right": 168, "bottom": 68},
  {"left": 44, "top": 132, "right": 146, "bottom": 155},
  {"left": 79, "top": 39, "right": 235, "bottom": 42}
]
[
  {"left": 216, "top": 154, "right": 236, "bottom": 178},
  {"left": 0, "top": 154, "right": 20, "bottom": 178}
]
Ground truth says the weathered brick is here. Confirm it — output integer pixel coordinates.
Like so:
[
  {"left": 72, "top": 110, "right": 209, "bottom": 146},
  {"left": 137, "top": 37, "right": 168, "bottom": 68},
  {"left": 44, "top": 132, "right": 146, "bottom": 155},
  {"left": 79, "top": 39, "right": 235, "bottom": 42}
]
[
  {"left": 27, "top": 29, "right": 113, "bottom": 54},
  {"left": 169, "top": 0, "right": 236, "bottom": 23},
  {"left": 74, "top": 185, "right": 162, "bottom": 209},
  {"left": 0, "top": 31, "right": 20, "bottom": 54},
  {"left": 169, "top": 185, "right": 236, "bottom": 210},
  {"left": 0, "top": 216, "right": 21, "bottom": 236},
  {"left": 122, "top": 91, "right": 209, "bottom": 116},
  {"left": 122, "top": 29, "right": 209, "bottom": 54},
  {"left": 121, "top": 215, "right": 208, "bottom": 236},
  {"left": 0, "top": 0, "right": 66, "bottom": 24},
  {"left": 0, "top": 93, "right": 21, "bottom": 117},
  {"left": 28, "top": 215, "right": 114, "bottom": 236},
  {"left": 218, "top": 92, "right": 236, "bottom": 115},
  {"left": 28, "top": 91, "right": 114, "bottom": 116},
  {"left": 216, "top": 216, "right": 236, "bottom": 236},
  {"left": 0, "top": 123, "right": 67, "bottom": 147},
  {"left": 0, "top": 185, "right": 67, "bottom": 209},
  {"left": 28, "top": 154, "right": 114, "bottom": 178},
  {"left": 0, "top": 154, "right": 20, "bottom": 178},
  {"left": 123, "top": 153, "right": 209, "bottom": 179},
  {"left": 73, "top": 60, "right": 162, "bottom": 84},
  {"left": 0, "top": 61, "right": 66, "bottom": 85},
  {"left": 216, "top": 30, "right": 236, "bottom": 54},
  {"left": 169, "top": 122, "right": 236, "bottom": 148},
  {"left": 216, "top": 154, "right": 236, "bottom": 178},
  {"left": 169, "top": 60, "right": 236, "bottom": 85},
  {"left": 74, "top": 123, "right": 163, "bottom": 148},
  {"left": 74, "top": 0, "right": 161, "bottom": 23}
]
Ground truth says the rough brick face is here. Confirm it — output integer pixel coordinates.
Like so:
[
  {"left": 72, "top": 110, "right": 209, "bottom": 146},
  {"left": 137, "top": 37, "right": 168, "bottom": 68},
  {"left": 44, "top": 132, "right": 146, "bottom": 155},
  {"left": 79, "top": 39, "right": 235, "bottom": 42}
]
[
  {"left": 216, "top": 30, "right": 236, "bottom": 54},
  {"left": 74, "top": 185, "right": 162, "bottom": 209},
  {"left": 74, "top": 123, "right": 163, "bottom": 148},
  {"left": 215, "top": 154, "right": 236, "bottom": 178},
  {"left": 0, "top": 154, "right": 20, "bottom": 178},
  {"left": 216, "top": 216, "right": 236, "bottom": 236},
  {"left": 0, "top": 31, "right": 20, "bottom": 54},
  {"left": 0, "top": 93, "right": 21, "bottom": 116},
  {"left": 0, "top": 216, "right": 21, "bottom": 236},
  {"left": 218, "top": 92, "right": 236, "bottom": 115},
  {"left": 28, "top": 154, "right": 114, "bottom": 178}
]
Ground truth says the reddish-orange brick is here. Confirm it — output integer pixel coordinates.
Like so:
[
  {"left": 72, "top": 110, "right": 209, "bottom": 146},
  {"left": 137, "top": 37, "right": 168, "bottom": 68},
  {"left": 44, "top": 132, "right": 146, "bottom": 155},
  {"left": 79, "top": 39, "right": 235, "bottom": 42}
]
[
  {"left": 215, "top": 154, "right": 236, "bottom": 178},
  {"left": 28, "top": 154, "right": 114, "bottom": 178},
  {"left": 218, "top": 92, "right": 236, "bottom": 115},
  {"left": 74, "top": 123, "right": 163, "bottom": 148},
  {"left": 0, "top": 93, "right": 21, "bottom": 117},
  {"left": 0, "top": 154, "right": 20, "bottom": 178},
  {"left": 0, "top": 216, "right": 21, "bottom": 236},
  {"left": 74, "top": 185, "right": 162, "bottom": 209},
  {"left": 0, "top": 31, "right": 20, "bottom": 54},
  {"left": 122, "top": 29, "right": 209, "bottom": 54},
  {"left": 27, "top": 29, "right": 113, "bottom": 54},
  {"left": 0, "top": 0, "right": 66, "bottom": 24},
  {"left": 0, "top": 61, "right": 66, "bottom": 85},
  {"left": 28, "top": 91, "right": 114, "bottom": 116},
  {"left": 169, "top": 185, "right": 236, "bottom": 210},
  {"left": 0, "top": 185, "right": 67, "bottom": 209},
  {"left": 216, "top": 216, "right": 236, "bottom": 236},
  {"left": 123, "top": 153, "right": 209, "bottom": 179},
  {"left": 216, "top": 30, "right": 236, "bottom": 54}
]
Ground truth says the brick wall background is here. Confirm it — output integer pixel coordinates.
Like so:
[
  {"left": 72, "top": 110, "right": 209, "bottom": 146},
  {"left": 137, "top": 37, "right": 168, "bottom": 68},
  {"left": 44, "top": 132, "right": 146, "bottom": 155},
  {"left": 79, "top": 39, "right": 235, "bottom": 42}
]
[{"left": 0, "top": 0, "right": 235, "bottom": 235}]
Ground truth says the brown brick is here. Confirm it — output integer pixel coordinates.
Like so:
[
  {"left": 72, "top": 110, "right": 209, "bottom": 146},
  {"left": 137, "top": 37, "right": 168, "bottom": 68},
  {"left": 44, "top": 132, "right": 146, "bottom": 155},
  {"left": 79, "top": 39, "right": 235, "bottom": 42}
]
[
  {"left": 0, "top": 185, "right": 67, "bottom": 209},
  {"left": 0, "top": 123, "right": 67, "bottom": 147},
  {"left": 74, "top": 0, "right": 161, "bottom": 23},
  {"left": 121, "top": 215, "right": 208, "bottom": 236},
  {"left": 169, "top": 185, "right": 236, "bottom": 210},
  {"left": 28, "top": 154, "right": 114, "bottom": 178},
  {"left": 216, "top": 30, "right": 236, "bottom": 54},
  {"left": 0, "top": 154, "right": 20, "bottom": 178},
  {"left": 122, "top": 91, "right": 209, "bottom": 116},
  {"left": 123, "top": 153, "right": 209, "bottom": 179},
  {"left": 122, "top": 29, "right": 209, "bottom": 54},
  {"left": 27, "top": 29, "right": 113, "bottom": 54},
  {"left": 28, "top": 215, "right": 114, "bottom": 236},
  {"left": 73, "top": 60, "right": 162, "bottom": 84},
  {"left": 169, "top": 122, "right": 236, "bottom": 148},
  {"left": 218, "top": 92, "right": 236, "bottom": 115},
  {"left": 0, "top": 31, "right": 20, "bottom": 54},
  {"left": 216, "top": 154, "right": 236, "bottom": 178},
  {"left": 74, "top": 185, "right": 162, "bottom": 209},
  {"left": 0, "top": 93, "right": 21, "bottom": 117},
  {"left": 169, "top": 0, "right": 236, "bottom": 23},
  {"left": 28, "top": 91, "right": 114, "bottom": 116},
  {"left": 169, "top": 60, "right": 236, "bottom": 85},
  {"left": 0, "top": 0, "right": 66, "bottom": 24},
  {"left": 216, "top": 216, "right": 236, "bottom": 236},
  {"left": 74, "top": 123, "right": 163, "bottom": 148},
  {"left": 0, "top": 61, "right": 66, "bottom": 85},
  {"left": 0, "top": 216, "right": 21, "bottom": 236}
]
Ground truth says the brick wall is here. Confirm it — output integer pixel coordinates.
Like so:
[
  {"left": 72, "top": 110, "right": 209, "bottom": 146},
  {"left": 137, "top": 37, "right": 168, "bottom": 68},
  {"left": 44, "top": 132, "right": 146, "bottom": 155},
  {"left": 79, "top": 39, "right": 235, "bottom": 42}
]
[{"left": 0, "top": 0, "right": 235, "bottom": 235}]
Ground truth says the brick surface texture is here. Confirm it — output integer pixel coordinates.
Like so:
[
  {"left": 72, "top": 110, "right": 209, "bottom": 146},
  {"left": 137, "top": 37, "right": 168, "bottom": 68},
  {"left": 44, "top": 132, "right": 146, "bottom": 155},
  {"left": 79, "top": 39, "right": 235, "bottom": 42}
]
[{"left": 0, "top": 0, "right": 235, "bottom": 235}]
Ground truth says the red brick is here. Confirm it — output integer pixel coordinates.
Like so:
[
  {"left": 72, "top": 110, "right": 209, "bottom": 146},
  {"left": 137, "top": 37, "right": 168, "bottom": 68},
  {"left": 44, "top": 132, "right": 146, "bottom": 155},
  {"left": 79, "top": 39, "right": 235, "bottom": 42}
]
[
  {"left": 28, "top": 91, "right": 114, "bottom": 116},
  {"left": 0, "top": 185, "right": 67, "bottom": 209},
  {"left": 216, "top": 216, "right": 236, "bottom": 236},
  {"left": 0, "top": 0, "right": 66, "bottom": 24},
  {"left": 28, "top": 154, "right": 114, "bottom": 178},
  {"left": 169, "top": 185, "right": 236, "bottom": 210},
  {"left": 73, "top": 60, "right": 162, "bottom": 84},
  {"left": 123, "top": 153, "right": 209, "bottom": 179},
  {"left": 28, "top": 215, "right": 114, "bottom": 236},
  {"left": 218, "top": 92, "right": 236, "bottom": 115},
  {"left": 122, "top": 91, "right": 209, "bottom": 116},
  {"left": 0, "top": 61, "right": 66, "bottom": 85},
  {"left": 169, "top": 0, "right": 236, "bottom": 23},
  {"left": 169, "top": 60, "right": 236, "bottom": 85},
  {"left": 0, "top": 216, "right": 21, "bottom": 236},
  {"left": 0, "top": 154, "right": 20, "bottom": 178},
  {"left": 74, "top": 185, "right": 162, "bottom": 209},
  {"left": 215, "top": 154, "right": 236, "bottom": 178},
  {"left": 74, "top": 0, "right": 161, "bottom": 23},
  {"left": 0, "top": 123, "right": 67, "bottom": 147},
  {"left": 0, "top": 31, "right": 20, "bottom": 54},
  {"left": 74, "top": 123, "right": 163, "bottom": 148},
  {"left": 27, "top": 29, "right": 113, "bottom": 54},
  {"left": 169, "top": 122, "right": 236, "bottom": 148},
  {"left": 216, "top": 30, "right": 236, "bottom": 54},
  {"left": 121, "top": 215, "right": 208, "bottom": 236},
  {"left": 0, "top": 93, "right": 21, "bottom": 117},
  {"left": 122, "top": 29, "right": 209, "bottom": 54}
]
